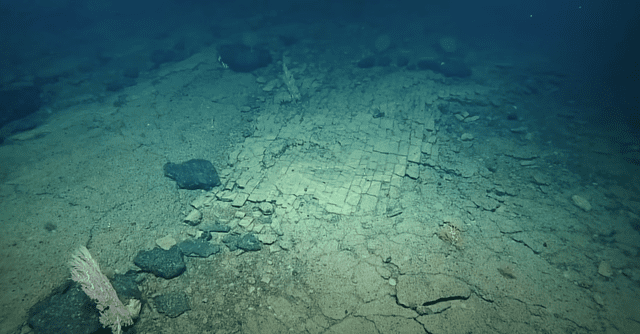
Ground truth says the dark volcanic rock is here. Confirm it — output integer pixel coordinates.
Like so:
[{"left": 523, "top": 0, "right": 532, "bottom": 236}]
[
  {"left": 133, "top": 246, "right": 186, "bottom": 279},
  {"left": 163, "top": 159, "right": 221, "bottom": 190},
  {"left": 154, "top": 292, "right": 190, "bottom": 318},
  {"left": 199, "top": 222, "right": 231, "bottom": 233},
  {"left": 222, "top": 233, "right": 262, "bottom": 252},
  {"left": 178, "top": 239, "right": 222, "bottom": 258},
  {"left": 28, "top": 282, "right": 101, "bottom": 334},
  {"left": 357, "top": 56, "right": 376, "bottom": 68}
]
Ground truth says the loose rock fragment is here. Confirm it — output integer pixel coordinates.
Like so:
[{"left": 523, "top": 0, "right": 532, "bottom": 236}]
[
  {"left": 184, "top": 209, "right": 202, "bottom": 226},
  {"left": 598, "top": 261, "right": 613, "bottom": 278},
  {"left": 572, "top": 195, "right": 592, "bottom": 212},
  {"left": 156, "top": 236, "right": 177, "bottom": 250}
]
